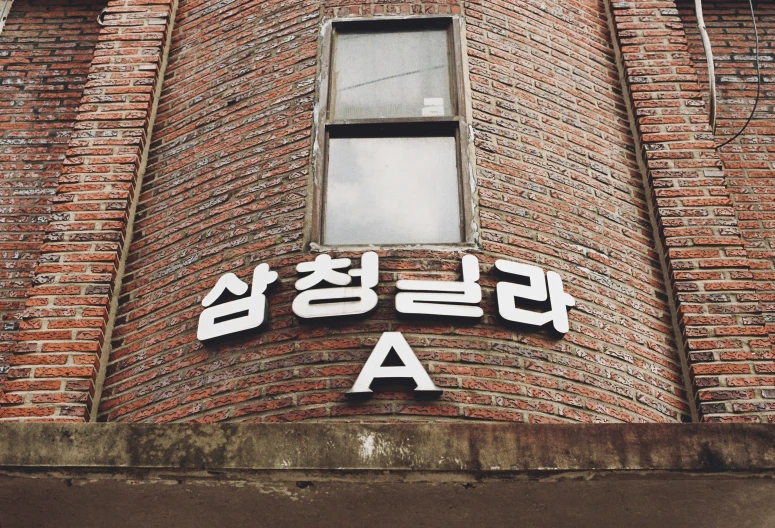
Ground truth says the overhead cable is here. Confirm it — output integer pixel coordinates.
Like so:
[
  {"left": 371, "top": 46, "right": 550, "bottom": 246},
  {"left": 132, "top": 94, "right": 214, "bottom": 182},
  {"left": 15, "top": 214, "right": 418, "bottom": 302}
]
[
  {"left": 696, "top": 0, "right": 762, "bottom": 149},
  {"left": 716, "top": 0, "right": 761, "bottom": 149}
]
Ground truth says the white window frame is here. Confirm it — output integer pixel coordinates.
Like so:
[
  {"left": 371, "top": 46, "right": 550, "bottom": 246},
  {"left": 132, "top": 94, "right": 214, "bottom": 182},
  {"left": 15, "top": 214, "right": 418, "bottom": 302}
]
[{"left": 308, "top": 15, "right": 478, "bottom": 251}]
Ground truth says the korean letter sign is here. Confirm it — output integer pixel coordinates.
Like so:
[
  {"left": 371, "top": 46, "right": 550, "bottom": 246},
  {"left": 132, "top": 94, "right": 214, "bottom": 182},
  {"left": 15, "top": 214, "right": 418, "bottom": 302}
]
[{"left": 198, "top": 253, "right": 575, "bottom": 398}]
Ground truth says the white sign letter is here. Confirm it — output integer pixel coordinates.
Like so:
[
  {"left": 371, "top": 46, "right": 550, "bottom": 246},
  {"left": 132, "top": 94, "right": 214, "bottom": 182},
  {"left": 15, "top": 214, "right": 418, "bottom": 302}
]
[
  {"left": 495, "top": 260, "right": 575, "bottom": 334},
  {"left": 197, "top": 263, "right": 279, "bottom": 341},
  {"left": 293, "top": 252, "right": 379, "bottom": 319},
  {"left": 395, "top": 254, "right": 483, "bottom": 319},
  {"left": 347, "top": 332, "right": 441, "bottom": 397}
]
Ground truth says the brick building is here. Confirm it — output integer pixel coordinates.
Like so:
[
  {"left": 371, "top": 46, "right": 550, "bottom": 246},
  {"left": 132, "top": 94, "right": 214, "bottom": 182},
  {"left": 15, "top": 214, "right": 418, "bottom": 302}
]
[{"left": 0, "top": 0, "right": 773, "bottom": 526}]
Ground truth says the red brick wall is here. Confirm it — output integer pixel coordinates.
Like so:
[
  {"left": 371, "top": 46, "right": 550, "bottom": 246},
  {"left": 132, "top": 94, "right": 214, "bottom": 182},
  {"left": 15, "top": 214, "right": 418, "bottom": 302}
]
[
  {"left": 97, "top": 0, "right": 690, "bottom": 423},
  {"left": 0, "top": 0, "right": 174, "bottom": 421},
  {"left": 677, "top": 1, "right": 775, "bottom": 421},
  {"left": 608, "top": 0, "right": 775, "bottom": 423},
  {"left": 0, "top": 0, "right": 104, "bottom": 402},
  {"left": 2, "top": 0, "right": 772, "bottom": 423}
]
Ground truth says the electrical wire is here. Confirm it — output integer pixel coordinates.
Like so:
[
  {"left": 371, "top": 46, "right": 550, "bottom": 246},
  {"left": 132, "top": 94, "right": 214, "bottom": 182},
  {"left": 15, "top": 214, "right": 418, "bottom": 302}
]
[{"left": 716, "top": 0, "right": 762, "bottom": 149}]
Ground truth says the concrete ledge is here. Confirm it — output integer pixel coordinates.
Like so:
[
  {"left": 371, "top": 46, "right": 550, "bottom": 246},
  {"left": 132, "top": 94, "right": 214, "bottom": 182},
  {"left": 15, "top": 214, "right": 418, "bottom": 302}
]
[
  {"left": 3, "top": 424, "right": 775, "bottom": 528},
  {"left": 1, "top": 422, "right": 775, "bottom": 474}
]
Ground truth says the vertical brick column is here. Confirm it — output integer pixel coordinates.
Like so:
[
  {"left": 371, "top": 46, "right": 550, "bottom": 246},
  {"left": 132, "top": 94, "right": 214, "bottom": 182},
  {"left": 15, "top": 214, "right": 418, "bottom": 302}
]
[
  {"left": 1, "top": 0, "right": 175, "bottom": 421},
  {"left": 678, "top": 0, "right": 775, "bottom": 419},
  {"left": 0, "top": 0, "right": 106, "bottom": 407},
  {"left": 609, "top": 0, "right": 768, "bottom": 421}
]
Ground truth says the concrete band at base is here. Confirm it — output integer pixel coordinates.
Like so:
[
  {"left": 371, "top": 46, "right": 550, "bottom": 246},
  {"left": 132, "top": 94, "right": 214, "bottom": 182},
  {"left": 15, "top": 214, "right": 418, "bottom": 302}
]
[
  {"left": 3, "top": 423, "right": 775, "bottom": 528},
  {"left": 1, "top": 423, "right": 774, "bottom": 473}
]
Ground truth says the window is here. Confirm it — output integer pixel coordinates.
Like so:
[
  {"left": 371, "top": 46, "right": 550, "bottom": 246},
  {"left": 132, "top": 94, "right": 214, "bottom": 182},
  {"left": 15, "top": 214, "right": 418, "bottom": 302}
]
[{"left": 312, "top": 17, "right": 473, "bottom": 247}]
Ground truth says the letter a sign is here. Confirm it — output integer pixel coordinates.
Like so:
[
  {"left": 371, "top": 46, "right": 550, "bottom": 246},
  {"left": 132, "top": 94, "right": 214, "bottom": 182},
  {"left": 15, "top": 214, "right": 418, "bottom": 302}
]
[{"left": 347, "top": 332, "right": 442, "bottom": 398}]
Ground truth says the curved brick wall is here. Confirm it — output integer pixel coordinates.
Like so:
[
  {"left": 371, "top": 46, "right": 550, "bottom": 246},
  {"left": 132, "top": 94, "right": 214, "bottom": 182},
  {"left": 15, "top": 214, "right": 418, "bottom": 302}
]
[{"left": 98, "top": 0, "right": 690, "bottom": 423}]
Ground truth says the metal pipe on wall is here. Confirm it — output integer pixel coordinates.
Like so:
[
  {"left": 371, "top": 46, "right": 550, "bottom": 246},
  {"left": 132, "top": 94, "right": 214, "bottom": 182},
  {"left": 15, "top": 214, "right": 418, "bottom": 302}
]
[
  {"left": 695, "top": 0, "right": 718, "bottom": 132},
  {"left": 0, "top": 0, "right": 13, "bottom": 33}
]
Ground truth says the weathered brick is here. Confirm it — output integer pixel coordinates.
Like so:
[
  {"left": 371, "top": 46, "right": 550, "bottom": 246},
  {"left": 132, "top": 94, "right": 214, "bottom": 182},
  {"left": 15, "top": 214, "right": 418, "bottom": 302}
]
[
  {"left": 9, "top": 0, "right": 772, "bottom": 426},
  {"left": 95, "top": 0, "right": 689, "bottom": 425},
  {"left": 1, "top": 0, "right": 174, "bottom": 421}
]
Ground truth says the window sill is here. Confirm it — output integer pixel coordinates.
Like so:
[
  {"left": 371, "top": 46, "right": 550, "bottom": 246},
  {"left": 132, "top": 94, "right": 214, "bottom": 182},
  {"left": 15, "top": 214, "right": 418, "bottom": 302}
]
[{"left": 308, "top": 241, "right": 479, "bottom": 255}]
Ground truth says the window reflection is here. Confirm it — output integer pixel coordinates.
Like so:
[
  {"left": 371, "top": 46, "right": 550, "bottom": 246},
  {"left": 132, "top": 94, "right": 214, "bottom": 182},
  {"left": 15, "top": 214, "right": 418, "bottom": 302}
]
[{"left": 324, "top": 137, "right": 462, "bottom": 245}]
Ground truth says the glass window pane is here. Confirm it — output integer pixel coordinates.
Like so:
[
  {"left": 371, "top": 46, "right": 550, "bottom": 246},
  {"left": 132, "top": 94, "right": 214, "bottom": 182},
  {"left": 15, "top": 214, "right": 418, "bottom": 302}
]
[
  {"left": 324, "top": 137, "right": 462, "bottom": 245},
  {"left": 332, "top": 29, "right": 452, "bottom": 120}
]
